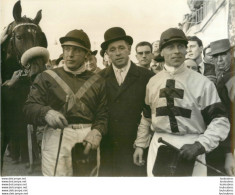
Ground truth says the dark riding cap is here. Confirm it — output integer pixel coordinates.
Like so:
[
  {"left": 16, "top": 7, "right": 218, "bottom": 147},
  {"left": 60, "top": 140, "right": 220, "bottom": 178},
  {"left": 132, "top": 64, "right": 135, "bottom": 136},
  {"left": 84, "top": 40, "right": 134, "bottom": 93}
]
[
  {"left": 159, "top": 28, "right": 188, "bottom": 51},
  {"left": 101, "top": 27, "right": 133, "bottom": 51},
  {"left": 59, "top": 29, "right": 91, "bottom": 52}
]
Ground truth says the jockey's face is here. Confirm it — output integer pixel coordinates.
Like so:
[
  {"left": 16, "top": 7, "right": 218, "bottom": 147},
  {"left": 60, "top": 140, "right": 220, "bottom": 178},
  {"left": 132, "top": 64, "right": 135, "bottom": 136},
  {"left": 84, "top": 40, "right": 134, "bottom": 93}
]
[
  {"left": 62, "top": 45, "right": 88, "bottom": 71},
  {"left": 161, "top": 42, "right": 187, "bottom": 67}
]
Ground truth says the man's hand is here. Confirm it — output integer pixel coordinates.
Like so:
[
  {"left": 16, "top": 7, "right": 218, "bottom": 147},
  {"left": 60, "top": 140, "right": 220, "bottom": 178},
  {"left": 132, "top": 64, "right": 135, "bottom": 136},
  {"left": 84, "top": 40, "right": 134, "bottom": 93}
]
[
  {"left": 180, "top": 142, "right": 205, "bottom": 161},
  {"left": 83, "top": 129, "right": 102, "bottom": 155},
  {"left": 45, "top": 110, "right": 68, "bottom": 129},
  {"left": 225, "top": 153, "right": 235, "bottom": 176},
  {"left": 1, "top": 26, "right": 9, "bottom": 44},
  {"left": 133, "top": 147, "right": 145, "bottom": 166},
  {"left": 2, "top": 70, "right": 21, "bottom": 87}
]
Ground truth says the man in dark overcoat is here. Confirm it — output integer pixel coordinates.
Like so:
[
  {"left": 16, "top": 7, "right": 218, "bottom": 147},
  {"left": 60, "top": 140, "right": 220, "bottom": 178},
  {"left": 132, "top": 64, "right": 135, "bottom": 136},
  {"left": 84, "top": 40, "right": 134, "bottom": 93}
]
[
  {"left": 99, "top": 27, "right": 154, "bottom": 176},
  {"left": 206, "top": 39, "right": 235, "bottom": 176}
]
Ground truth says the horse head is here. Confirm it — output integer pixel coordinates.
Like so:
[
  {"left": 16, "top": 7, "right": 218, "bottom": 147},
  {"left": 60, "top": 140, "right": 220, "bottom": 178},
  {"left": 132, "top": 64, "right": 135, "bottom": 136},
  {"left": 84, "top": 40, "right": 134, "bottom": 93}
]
[{"left": 2, "top": 1, "right": 48, "bottom": 82}]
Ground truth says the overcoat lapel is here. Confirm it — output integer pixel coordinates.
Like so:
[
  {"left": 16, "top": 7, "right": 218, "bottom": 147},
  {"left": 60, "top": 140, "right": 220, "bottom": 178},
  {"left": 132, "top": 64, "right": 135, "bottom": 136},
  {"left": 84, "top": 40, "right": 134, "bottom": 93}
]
[
  {"left": 104, "top": 65, "right": 119, "bottom": 89},
  {"left": 114, "top": 62, "right": 139, "bottom": 101},
  {"left": 103, "top": 62, "right": 140, "bottom": 102}
]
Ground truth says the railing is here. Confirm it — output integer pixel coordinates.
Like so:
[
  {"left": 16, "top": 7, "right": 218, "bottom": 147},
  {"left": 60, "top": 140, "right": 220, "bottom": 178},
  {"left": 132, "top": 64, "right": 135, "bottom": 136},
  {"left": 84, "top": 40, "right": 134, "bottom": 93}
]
[{"left": 187, "top": 0, "right": 215, "bottom": 25}]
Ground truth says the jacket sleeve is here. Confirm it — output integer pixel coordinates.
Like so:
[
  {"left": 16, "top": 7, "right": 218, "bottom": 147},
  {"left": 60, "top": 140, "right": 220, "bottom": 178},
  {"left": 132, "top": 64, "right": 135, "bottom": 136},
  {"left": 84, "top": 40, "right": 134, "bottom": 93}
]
[
  {"left": 91, "top": 79, "right": 108, "bottom": 136},
  {"left": 134, "top": 82, "right": 153, "bottom": 148},
  {"left": 197, "top": 81, "right": 230, "bottom": 152},
  {"left": 23, "top": 72, "right": 52, "bottom": 126},
  {"left": 222, "top": 76, "right": 235, "bottom": 153}
]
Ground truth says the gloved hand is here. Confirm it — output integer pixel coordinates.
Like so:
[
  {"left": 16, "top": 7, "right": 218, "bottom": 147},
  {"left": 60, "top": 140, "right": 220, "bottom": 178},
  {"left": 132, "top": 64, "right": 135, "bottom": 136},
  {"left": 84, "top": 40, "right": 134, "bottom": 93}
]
[
  {"left": 133, "top": 147, "right": 145, "bottom": 166},
  {"left": 2, "top": 70, "right": 21, "bottom": 88},
  {"left": 225, "top": 153, "right": 235, "bottom": 176},
  {"left": 180, "top": 142, "right": 205, "bottom": 161},
  {"left": 83, "top": 129, "right": 102, "bottom": 155},
  {"left": 45, "top": 110, "right": 68, "bottom": 129}
]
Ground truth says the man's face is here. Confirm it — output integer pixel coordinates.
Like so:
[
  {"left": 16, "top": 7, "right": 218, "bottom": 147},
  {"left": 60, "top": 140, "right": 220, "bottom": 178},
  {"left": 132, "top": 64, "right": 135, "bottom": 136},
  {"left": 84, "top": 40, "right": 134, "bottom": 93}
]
[
  {"left": 106, "top": 40, "right": 131, "bottom": 69},
  {"left": 136, "top": 45, "right": 153, "bottom": 68},
  {"left": 186, "top": 41, "right": 203, "bottom": 60},
  {"left": 86, "top": 55, "right": 97, "bottom": 72},
  {"left": 184, "top": 59, "right": 198, "bottom": 71},
  {"left": 204, "top": 47, "right": 214, "bottom": 64},
  {"left": 62, "top": 45, "right": 88, "bottom": 71},
  {"left": 161, "top": 42, "right": 187, "bottom": 67},
  {"left": 213, "top": 50, "right": 231, "bottom": 73}
]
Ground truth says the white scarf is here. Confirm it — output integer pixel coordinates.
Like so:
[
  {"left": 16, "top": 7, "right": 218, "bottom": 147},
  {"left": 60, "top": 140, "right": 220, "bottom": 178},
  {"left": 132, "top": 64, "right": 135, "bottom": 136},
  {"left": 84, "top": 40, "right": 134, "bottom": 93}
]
[{"left": 63, "top": 64, "right": 86, "bottom": 75}]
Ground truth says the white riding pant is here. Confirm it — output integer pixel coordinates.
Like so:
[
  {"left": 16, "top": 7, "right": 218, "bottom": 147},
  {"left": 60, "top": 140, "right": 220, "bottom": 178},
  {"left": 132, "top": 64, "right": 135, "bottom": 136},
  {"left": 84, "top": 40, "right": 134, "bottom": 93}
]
[{"left": 41, "top": 124, "right": 99, "bottom": 176}]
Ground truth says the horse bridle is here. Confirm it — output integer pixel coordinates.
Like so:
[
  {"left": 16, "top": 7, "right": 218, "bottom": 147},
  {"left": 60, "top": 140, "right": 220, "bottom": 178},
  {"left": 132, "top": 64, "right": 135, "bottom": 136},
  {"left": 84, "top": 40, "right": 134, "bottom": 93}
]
[
  {"left": 11, "top": 23, "right": 39, "bottom": 66},
  {"left": 12, "top": 23, "right": 38, "bottom": 33}
]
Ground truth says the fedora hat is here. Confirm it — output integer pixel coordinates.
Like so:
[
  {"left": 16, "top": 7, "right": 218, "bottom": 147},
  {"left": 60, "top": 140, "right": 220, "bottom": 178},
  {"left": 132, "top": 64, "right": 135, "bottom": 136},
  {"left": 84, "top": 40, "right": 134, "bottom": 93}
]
[
  {"left": 59, "top": 29, "right": 91, "bottom": 52},
  {"left": 210, "top": 39, "right": 231, "bottom": 56},
  {"left": 101, "top": 27, "right": 133, "bottom": 50},
  {"left": 159, "top": 28, "right": 188, "bottom": 51}
]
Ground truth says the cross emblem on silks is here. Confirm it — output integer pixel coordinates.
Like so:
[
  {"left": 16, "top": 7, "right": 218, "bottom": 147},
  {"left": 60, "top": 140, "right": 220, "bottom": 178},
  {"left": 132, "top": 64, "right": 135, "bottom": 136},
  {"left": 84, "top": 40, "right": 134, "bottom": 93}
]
[{"left": 156, "top": 79, "right": 192, "bottom": 133}]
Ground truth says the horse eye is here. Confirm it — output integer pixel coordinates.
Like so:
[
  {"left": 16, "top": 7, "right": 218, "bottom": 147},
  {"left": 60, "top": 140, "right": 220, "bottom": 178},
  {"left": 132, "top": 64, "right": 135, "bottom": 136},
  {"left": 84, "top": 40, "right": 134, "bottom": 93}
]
[{"left": 16, "top": 35, "right": 23, "bottom": 40}]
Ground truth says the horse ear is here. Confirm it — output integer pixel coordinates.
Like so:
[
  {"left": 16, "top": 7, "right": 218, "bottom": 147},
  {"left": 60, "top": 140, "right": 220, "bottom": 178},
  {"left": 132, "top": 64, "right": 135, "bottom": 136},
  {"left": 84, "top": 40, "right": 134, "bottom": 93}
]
[
  {"left": 33, "top": 10, "right": 42, "bottom": 25},
  {"left": 13, "top": 1, "right": 22, "bottom": 22}
]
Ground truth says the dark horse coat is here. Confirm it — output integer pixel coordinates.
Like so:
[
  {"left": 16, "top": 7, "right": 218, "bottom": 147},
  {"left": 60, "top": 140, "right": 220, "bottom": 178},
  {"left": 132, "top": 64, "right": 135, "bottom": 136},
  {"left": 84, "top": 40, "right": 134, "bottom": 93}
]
[{"left": 99, "top": 62, "right": 154, "bottom": 176}]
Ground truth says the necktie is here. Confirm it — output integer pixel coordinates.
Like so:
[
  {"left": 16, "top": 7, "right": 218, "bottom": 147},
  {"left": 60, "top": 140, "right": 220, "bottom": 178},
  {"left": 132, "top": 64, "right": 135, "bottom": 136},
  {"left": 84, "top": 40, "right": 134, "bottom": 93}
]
[{"left": 116, "top": 69, "right": 123, "bottom": 86}]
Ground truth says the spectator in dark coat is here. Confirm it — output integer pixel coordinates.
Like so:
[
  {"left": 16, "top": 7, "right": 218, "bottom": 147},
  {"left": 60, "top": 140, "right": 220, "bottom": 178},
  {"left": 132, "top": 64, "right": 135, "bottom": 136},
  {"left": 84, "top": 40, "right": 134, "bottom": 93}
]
[
  {"left": 207, "top": 39, "right": 235, "bottom": 176},
  {"left": 99, "top": 27, "right": 154, "bottom": 176}
]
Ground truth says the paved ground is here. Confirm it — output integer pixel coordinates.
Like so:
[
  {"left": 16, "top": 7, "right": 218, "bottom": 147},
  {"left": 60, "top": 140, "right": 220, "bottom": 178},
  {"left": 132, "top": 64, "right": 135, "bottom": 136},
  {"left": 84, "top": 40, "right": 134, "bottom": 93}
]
[{"left": 1, "top": 154, "right": 42, "bottom": 177}]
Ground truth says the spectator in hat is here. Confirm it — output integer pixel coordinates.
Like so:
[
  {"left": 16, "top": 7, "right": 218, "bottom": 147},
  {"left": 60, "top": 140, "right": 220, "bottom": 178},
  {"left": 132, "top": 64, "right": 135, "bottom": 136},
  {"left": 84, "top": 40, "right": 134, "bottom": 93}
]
[
  {"left": 187, "top": 36, "right": 216, "bottom": 84},
  {"left": 135, "top": 41, "right": 154, "bottom": 70},
  {"left": 151, "top": 40, "right": 164, "bottom": 74},
  {"left": 23, "top": 29, "right": 108, "bottom": 176},
  {"left": 184, "top": 58, "right": 198, "bottom": 71},
  {"left": 133, "top": 28, "right": 229, "bottom": 176},
  {"left": 100, "top": 49, "right": 111, "bottom": 68},
  {"left": 86, "top": 50, "right": 101, "bottom": 73},
  {"left": 206, "top": 38, "right": 235, "bottom": 176},
  {"left": 203, "top": 45, "right": 214, "bottom": 64},
  {"left": 99, "top": 27, "right": 154, "bottom": 176}
]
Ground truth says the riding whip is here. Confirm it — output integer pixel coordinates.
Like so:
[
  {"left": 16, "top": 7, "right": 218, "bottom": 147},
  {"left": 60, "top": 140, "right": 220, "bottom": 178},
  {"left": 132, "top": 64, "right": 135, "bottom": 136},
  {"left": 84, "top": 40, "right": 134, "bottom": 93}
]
[
  {"left": 54, "top": 95, "right": 69, "bottom": 176},
  {"left": 158, "top": 137, "right": 228, "bottom": 176}
]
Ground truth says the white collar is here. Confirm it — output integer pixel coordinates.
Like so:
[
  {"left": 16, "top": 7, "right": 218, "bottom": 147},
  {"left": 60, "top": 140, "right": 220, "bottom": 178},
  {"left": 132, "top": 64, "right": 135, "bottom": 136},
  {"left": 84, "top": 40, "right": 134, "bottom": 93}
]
[
  {"left": 164, "top": 63, "right": 185, "bottom": 74},
  {"left": 112, "top": 59, "right": 131, "bottom": 73},
  {"left": 112, "top": 59, "right": 131, "bottom": 83}
]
